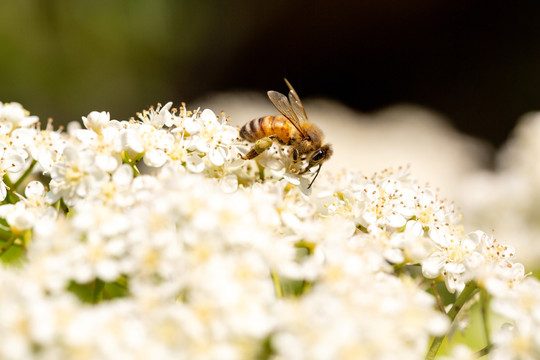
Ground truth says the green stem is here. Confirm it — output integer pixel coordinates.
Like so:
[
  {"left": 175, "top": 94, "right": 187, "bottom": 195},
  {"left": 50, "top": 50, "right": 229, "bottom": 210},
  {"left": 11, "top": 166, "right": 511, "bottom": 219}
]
[
  {"left": 0, "top": 227, "right": 12, "bottom": 242},
  {"left": 474, "top": 344, "right": 492, "bottom": 357},
  {"left": 2, "top": 174, "right": 18, "bottom": 204},
  {"left": 256, "top": 161, "right": 265, "bottom": 181},
  {"left": 92, "top": 278, "right": 105, "bottom": 303},
  {"left": 425, "top": 281, "right": 479, "bottom": 360},
  {"left": 480, "top": 288, "right": 491, "bottom": 350},
  {"left": 270, "top": 270, "right": 283, "bottom": 298},
  {"left": 12, "top": 159, "right": 37, "bottom": 190},
  {"left": 392, "top": 262, "right": 405, "bottom": 274},
  {"left": 0, "top": 233, "right": 16, "bottom": 254},
  {"left": 54, "top": 198, "right": 69, "bottom": 215},
  {"left": 301, "top": 280, "right": 312, "bottom": 294},
  {"left": 2, "top": 173, "right": 14, "bottom": 189},
  {"left": 431, "top": 281, "right": 446, "bottom": 313}
]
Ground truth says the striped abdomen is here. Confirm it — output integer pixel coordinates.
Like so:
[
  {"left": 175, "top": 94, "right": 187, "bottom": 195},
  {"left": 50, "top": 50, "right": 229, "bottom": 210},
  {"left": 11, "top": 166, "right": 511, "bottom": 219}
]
[{"left": 240, "top": 115, "right": 299, "bottom": 145}]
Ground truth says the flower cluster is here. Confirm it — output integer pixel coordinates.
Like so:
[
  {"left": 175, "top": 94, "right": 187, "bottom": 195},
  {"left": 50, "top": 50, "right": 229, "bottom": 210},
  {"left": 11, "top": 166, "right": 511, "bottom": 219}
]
[
  {"left": 0, "top": 100, "right": 539, "bottom": 359},
  {"left": 459, "top": 112, "right": 540, "bottom": 270},
  {"left": 490, "top": 277, "right": 540, "bottom": 359}
]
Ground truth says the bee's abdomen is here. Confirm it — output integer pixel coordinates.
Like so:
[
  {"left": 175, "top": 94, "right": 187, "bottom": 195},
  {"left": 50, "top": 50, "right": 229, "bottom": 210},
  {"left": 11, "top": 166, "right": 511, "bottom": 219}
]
[{"left": 240, "top": 116, "right": 292, "bottom": 144}]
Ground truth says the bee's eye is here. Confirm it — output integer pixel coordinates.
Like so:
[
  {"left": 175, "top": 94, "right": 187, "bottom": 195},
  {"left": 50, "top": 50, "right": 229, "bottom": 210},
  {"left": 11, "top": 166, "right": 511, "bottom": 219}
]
[{"left": 311, "top": 150, "right": 325, "bottom": 162}]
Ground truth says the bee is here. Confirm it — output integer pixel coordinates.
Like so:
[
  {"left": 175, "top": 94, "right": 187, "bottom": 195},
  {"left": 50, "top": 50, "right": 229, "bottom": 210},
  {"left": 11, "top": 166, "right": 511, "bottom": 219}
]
[{"left": 240, "top": 79, "right": 332, "bottom": 188}]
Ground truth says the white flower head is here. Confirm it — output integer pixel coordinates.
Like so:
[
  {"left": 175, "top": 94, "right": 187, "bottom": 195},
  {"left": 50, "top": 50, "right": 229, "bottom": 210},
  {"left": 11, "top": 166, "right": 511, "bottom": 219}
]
[
  {"left": 122, "top": 122, "right": 174, "bottom": 168},
  {"left": 75, "top": 120, "right": 123, "bottom": 173},
  {"left": 136, "top": 102, "right": 173, "bottom": 129},
  {"left": 166, "top": 133, "right": 204, "bottom": 173},
  {"left": 0, "top": 141, "right": 26, "bottom": 201},
  {"left": 82, "top": 111, "right": 111, "bottom": 133},
  {"left": 189, "top": 109, "right": 239, "bottom": 166},
  {"left": 421, "top": 231, "right": 484, "bottom": 293},
  {"left": 273, "top": 273, "right": 449, "bottom": 360},
  {"left": 490, "top": 277, "right": 540, "bottom": 360},
  {"left": 0, "top": 99, "right": 538, "bottom": 360},
  {"left": 95, "top": 164, "right": 136, "bottom": 207},
  {"left": 169, "top": 105, "right": 201, "bottom": 135},
  {"left": 0, "top": 181, "right": 56, "bottom": 234},
  {"left": 0, "top": 102, "right": 39, "bottom": 129},
  {"left": 48, "top": 145, "right": 108, "bottom": 206},
  {"left": 11, "top": 124, "right": 67, "bottom": 173}
]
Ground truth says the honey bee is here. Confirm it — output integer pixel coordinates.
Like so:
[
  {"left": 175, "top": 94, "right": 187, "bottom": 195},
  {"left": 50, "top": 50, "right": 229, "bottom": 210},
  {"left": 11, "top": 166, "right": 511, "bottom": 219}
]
[{"left": 240, "top": 79, "right": 332, "bottom": 188}]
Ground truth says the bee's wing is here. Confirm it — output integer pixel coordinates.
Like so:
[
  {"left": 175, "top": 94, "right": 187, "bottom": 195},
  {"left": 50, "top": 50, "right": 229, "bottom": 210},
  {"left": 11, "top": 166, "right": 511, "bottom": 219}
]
[
  {"left": 267, "top": 90, "right": 307, "bottom": 137},
  {"left": 284, "top": 78, "right": 309, "bottom": 124}
]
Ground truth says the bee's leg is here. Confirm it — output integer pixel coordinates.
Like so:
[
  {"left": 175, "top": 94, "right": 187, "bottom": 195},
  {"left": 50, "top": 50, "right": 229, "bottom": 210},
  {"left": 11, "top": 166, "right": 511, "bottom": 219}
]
[
  {"left": 292, "top": 148, "right": 299, "bottom": 162},
  {"left": 242, "top": 149, "right": 259, "bottom": 160},
  {"left": 241, "top": 137, "right": 274, "bottom": 160}
]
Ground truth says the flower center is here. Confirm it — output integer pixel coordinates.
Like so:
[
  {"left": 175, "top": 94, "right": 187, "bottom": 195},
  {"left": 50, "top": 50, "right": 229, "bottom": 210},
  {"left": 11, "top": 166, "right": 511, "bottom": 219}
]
[{"left": 64, "top": 165, "right": 83, "bottom": 183}]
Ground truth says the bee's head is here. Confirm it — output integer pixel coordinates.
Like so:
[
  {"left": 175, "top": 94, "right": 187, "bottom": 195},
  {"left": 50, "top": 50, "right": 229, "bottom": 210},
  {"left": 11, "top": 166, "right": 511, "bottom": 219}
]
[
  {"left": 299, "top": 144, "right": 333, "bottom": 189},
  {"left": 308, "top": 144, "right": 333, "bottom": 168}
]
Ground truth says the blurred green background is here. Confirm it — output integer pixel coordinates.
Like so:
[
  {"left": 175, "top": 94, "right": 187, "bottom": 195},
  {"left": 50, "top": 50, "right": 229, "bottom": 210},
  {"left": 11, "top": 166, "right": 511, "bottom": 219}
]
[
  {"left": 1, "top": 0, "right": 539, "bottom": 147},
  {"left": 0, "top": 0, "right": 248, "bottom": 121}
]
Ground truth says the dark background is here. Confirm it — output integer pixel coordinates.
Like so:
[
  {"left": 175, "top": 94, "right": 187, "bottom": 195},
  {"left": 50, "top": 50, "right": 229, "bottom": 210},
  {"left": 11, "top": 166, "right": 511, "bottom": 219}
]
[{"left": 1, "top": 0, "right": 539, "bottom": 148}]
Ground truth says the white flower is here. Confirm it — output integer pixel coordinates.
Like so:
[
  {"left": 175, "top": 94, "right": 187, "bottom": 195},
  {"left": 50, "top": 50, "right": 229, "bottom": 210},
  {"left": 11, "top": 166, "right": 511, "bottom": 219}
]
[
  {"left": 91, "top": 164, "right": 137, "bottom": 207},
  {"left": 54, "top": 202, "right": 132, "bottom": 283},
  {"left": 0, "top": 121, "right": 14, "bottom": 144},
  {"left": 0, "top": 141, "right": 26, "bottom": 200},
  {"left": 137, "top": 102, "right": 173, "bottom": 129},
  {"left": 0, "top": 102, "right": 39, "bottom": 129},
  {"left": 10, "top": 125, "right": 67, "bottom": 173},
  {"left": 166, "top": 133, "right": 204, "bottom": 173},
  {"left": 392, "top": 221, "right": 435, "bottom": 263},
  {"left": 273, "top": 273, "right": 448, "bottom": 360},
  {"left": 405, "top": 186, "right": 459, "bottom": 244},
  {"left": 0, "top": 272, "right": 78, "bottom": 360},
  {"left": 81, "top": 111, "right": 112, "bottom": 133},
  {"left": 48, "top": 145, "right": 108, "bottom": 206},
  {"left": 119, "top": 103, "right": 176, "bottom": 168},
  {"left": 0, "top": 100, "right": 537, "bottom": 359},
  {"left": 75, "top": 122, "right": 123, "bottom": 173},
  {"left": 458, "top": 112, "right": 540, "bottom": 269},
  {"left": 0, "top": 181, "right": 56, "bottom": 233},
  {"left": 421, "top": 231, "right": 483, "bottom": 293},
  {"left": 192, "top": 109, "right": 238, "bottom": 166},
  {"left": 437, "top": 345, "right": 478, "bottom": 360},
  {"left": 169, "top": 106, "right": 201, "bottom": 134},
  {"left": 122, "top": 122, "right": 174, "bottom": 167},
  {"left": 0, "top": 202, "right": 35, "bottom": 233},
  {"left": 490, "top": 277, "right": 540, "bottom": 360}
]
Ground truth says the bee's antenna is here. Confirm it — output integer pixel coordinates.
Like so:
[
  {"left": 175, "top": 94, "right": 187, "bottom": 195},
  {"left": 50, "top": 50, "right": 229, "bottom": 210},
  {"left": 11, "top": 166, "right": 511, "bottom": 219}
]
[{"left": 307, "top": 164, "right": 322, "bottom": 189}]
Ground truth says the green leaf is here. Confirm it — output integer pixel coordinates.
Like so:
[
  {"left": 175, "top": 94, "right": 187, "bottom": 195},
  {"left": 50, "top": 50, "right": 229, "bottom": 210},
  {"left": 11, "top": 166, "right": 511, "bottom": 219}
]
[
  {"left": 67, "top": 277, "right": 130, "bottom": 304},
  {"left": 0, "top": 243, "right": 25, "bottom": 265}
]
